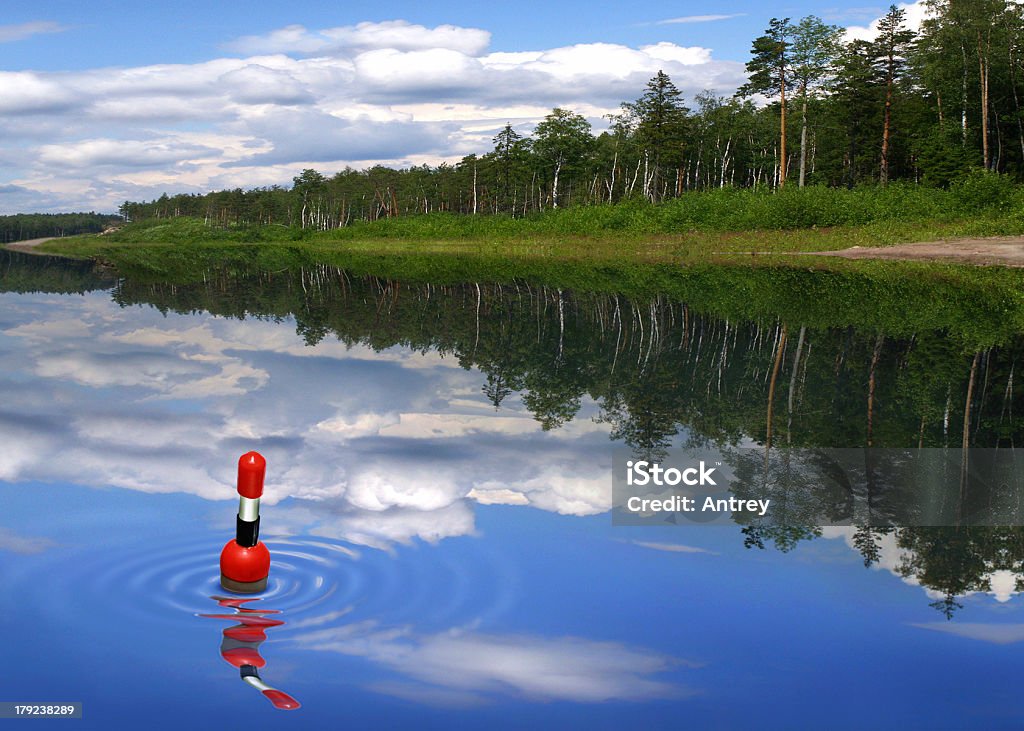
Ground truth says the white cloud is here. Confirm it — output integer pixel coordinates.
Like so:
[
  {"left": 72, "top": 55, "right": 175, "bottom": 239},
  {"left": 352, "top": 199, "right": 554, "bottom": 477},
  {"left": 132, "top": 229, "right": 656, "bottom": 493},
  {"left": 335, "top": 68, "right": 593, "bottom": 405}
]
[
  {"left": 0, "top": 21, "right": 67, "bottom": 44},
  {"left": 0, "top": 72, "right": 78, "bottom": 115},
  {"left": 37, "top": 138, "right": 220, "bottom": 169},
  {"left": 227, "top": 24, "right": 330, "bottom": 56},
  {"left": 844, "top": 1, "right": 931, "bottom": 43},
  {"left": 654, "top": 15, "right": 745, "bottom": 26},
  {"left": 218, "top": 64, "right": 316, "bottom": 105},
  {"left": 323, "top": 20, "right": 491, "bottom": 56},
  {"left": 227, "top": 20, "right": 491, "bottom": 57}
]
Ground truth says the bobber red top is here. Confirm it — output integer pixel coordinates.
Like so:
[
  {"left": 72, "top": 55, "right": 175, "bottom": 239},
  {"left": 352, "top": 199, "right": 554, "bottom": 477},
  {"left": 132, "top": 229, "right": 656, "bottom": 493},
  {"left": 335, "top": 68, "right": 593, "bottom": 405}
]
[{"left": 237, "top": 451, "right": 266, "bottom": 498}]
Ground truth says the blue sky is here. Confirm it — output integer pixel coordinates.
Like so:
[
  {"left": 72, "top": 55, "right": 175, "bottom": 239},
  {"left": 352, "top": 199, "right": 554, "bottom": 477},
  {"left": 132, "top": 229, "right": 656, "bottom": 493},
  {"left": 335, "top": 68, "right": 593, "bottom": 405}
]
[
  {"left": 3, "top": 2, "right": 894, "bottom": 70},
  {"left": 0, "top": 2, "right": 925, "bottom": 213}
]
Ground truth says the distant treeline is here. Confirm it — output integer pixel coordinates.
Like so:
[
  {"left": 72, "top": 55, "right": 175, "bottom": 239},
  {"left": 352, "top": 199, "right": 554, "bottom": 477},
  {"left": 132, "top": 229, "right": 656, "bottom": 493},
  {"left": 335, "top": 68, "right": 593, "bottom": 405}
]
[
  {"left": 119, "top": 3, "right": 1024, "bottom": 229},
  {"left": 0, "top": 213, "right": 121, "bottom": 244}
]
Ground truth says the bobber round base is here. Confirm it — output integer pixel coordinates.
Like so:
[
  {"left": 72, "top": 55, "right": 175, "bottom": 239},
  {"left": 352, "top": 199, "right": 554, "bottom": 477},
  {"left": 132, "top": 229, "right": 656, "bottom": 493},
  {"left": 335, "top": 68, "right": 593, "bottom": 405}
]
[
  {"left": 219, "top": 539, "right": 271, "bottom": 594},
  {"left": 220, "top": 574, "right": 268, "bottom": 594}
]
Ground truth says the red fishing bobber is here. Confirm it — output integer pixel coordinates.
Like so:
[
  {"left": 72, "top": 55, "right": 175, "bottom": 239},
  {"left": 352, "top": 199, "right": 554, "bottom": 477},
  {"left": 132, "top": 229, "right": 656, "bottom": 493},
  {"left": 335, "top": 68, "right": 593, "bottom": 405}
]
[{"left": 220, "top": 451, "right": 271, "bottom": 593}]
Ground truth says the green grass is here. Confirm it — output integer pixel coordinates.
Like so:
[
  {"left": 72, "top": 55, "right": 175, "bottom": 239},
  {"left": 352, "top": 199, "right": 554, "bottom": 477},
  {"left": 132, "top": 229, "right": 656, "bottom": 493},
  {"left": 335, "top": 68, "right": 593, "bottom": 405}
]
[{"left": 36, "top": 212, "right": 1024, "bottom": 266}]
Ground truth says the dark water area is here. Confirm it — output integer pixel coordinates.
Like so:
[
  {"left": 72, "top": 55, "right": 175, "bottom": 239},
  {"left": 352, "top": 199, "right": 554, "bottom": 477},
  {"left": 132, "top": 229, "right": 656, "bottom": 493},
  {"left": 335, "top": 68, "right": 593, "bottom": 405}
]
[{"left": 2, "top": 252, "right": 1024, "bottom": 729}]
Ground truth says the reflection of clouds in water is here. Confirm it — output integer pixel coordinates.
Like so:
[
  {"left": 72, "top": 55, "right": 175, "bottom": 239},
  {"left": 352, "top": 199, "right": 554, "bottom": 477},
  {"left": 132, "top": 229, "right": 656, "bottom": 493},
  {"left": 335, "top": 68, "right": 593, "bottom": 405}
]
[
  {"left": 821, "top": 527, "right": 1020, "bottom": 604},
  {"left": 631, "top": 541, "right": 718, "bottom": 555},
  {"left": 910, "top": 622, "right": 1024, "bottom": 645},
  {"left": 0, "top": 527, "right": 56, "bottom": 554},
  {"left": 292, "top": 622, "right": 688, "bottom": 704},
  {"left": 0, "top": 293, "right": 613, "bottom": 545},
  {"left": 271, "top": 501, "right": 476, "bottom": 553}
]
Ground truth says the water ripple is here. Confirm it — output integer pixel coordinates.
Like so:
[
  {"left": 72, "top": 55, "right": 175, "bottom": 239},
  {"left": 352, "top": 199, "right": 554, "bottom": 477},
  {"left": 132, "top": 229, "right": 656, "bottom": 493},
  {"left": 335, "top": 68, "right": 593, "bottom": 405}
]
[{"left": 3, "top": 530, "right": 518, "bottom": 634}]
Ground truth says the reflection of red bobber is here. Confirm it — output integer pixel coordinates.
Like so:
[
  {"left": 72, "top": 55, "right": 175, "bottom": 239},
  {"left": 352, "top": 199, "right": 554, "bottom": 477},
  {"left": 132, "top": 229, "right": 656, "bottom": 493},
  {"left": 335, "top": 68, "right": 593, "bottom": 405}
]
[
  {"left": 202, "top": 596, "right": 300, "bottom": 710},
  {"left": 220, "top": 452, "right": 271, "bottom": 593}
]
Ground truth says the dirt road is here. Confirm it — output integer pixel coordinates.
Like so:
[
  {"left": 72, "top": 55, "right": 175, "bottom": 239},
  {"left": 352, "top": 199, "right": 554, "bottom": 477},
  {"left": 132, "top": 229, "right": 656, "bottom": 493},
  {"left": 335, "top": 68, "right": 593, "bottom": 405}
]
[
  {"left": 4, "top": 237, "right": 58, "bottom": 255},
  {"left": 808, "top": 236, "right": 1024, "bottom": 267}
]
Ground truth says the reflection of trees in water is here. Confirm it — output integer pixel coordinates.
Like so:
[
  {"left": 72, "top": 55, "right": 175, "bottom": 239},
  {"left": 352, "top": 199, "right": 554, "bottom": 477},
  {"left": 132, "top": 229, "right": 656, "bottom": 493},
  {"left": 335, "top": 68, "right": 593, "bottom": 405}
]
[
  {"left": 106, "top": 265, "right": 1024, "bottom": 454},
  {"left": 0, "top": 250, "right": 115, "bottom": 294},
  {"left": 745, "top": 524, "right": 1024, "bottom": 618},
  {"left": 100, "top": 265, "right": 1024, "bottom": 615}
]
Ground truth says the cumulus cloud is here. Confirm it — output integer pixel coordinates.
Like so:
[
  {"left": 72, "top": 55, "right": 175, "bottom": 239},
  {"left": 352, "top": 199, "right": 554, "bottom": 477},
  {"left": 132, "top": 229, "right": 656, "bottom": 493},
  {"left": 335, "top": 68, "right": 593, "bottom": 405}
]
[
  {"left": 234, "top": 108, "right": 456, "bottom": 165},
  {"left": 218, "top": 64, "right": 316, "bottom": 105},
  {"left": 37, "top": 138, "right": 222, "bottom": 170},
  {"left": 227, "top": 20, "right": 491, "bottom": 57},
  {"left": 0, "top": 18, "right": 747, "bottom": 213},
  {"left": 0, "top": 21, "right": 68, "bottom": 44}
]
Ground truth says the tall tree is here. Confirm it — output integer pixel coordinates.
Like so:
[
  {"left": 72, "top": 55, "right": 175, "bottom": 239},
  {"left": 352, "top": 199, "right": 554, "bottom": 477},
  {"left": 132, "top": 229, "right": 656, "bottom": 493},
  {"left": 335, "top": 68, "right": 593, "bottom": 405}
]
[
  {"left": 621, "top": 70, "right": 689, "bottom": 200},
  {"left": 743, "top": 18, "right": 795, "bottom": 187},
  {"left": 533, "top": 108, "right": 594, "bottom": 209},
  {"left": 874, "top": 5, "right": 916, "bottom": 185},
  {"left": 790, "top": 16, "right": 844, "bottom": 187},
  {"left": 492, "top": 123, "right": 529, "bottom": 214}
]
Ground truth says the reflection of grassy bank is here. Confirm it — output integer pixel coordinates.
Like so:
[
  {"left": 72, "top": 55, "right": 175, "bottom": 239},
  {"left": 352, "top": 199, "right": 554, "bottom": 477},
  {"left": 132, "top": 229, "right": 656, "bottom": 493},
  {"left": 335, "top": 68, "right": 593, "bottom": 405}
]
[{"left": 24, "top": 239, "right": 1024, "bottom": 347}]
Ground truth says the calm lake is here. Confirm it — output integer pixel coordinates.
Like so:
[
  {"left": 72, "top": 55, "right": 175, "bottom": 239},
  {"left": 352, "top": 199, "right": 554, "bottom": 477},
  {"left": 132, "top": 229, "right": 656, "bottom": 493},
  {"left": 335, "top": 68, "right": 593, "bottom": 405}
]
[{"left": 2, "top": 250, "right": 1023, "bottom": 730}]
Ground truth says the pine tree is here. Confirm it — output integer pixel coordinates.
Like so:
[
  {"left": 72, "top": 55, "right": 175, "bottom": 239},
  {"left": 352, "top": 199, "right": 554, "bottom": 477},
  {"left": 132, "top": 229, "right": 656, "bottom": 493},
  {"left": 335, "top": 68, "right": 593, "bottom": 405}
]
[
  {"left": 621, "top": 71, "right": 689, "bottom": 200},
  {"left": 874, "top": 5, "right": 916, "bottom": 185},
  {"left": 742, "top": 18, "right": 795, "bottom": 187}
]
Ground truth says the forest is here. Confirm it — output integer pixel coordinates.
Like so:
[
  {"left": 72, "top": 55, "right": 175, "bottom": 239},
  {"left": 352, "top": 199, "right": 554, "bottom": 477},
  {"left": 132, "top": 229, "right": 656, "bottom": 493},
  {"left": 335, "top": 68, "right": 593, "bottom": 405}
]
[
  {"left": 115, "top": 2, "right": 1024, "bottom": 230},
  {"left": 0, "top": 212, "right": 120, "bottom": 244}
]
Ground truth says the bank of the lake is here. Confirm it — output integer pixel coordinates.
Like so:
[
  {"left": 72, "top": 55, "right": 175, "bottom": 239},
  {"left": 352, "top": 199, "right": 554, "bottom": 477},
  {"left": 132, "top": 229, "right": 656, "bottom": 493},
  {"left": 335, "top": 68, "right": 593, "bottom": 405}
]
[{"left": 7, "top": 246, "right": 1024, "bottom": 351}]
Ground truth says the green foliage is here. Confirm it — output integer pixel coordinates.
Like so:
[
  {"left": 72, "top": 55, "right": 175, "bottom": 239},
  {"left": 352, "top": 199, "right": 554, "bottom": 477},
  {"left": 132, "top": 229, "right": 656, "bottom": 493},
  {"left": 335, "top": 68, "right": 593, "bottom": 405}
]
[
  {"left": 81, "top": 179, "right": 1024, "bottom": 247},
  {"left": 950, "top": 170, "right": 1019, "bottom": 212},
  {"left": 914, "top": 126, "right": 974, "bottom": 186},
  {"left": 742, "top": 17, "right": 795, "bottom": 98},
  {"left": 0, "top": 212, "right": 120, "bottom": 243}
]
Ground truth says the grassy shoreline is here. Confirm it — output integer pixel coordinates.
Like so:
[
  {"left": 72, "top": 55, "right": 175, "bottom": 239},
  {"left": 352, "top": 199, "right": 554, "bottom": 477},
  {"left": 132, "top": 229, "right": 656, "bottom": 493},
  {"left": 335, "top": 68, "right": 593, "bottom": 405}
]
[
  {"left": 15, "top": 233, "right": 1023, "bottom": 350},
  {"left": 34, "top": 212, "right": 1024, "bottom": 264}
]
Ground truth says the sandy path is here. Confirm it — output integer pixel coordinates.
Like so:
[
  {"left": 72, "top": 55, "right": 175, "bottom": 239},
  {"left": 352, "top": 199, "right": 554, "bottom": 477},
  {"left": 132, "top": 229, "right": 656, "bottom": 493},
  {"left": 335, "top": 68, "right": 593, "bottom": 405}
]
[
  {"left": 4, "top": 237, "right": 58, "bottom": 255},
  {"left": 807, "top": 236, "right": 1024, "bottom": 267}
]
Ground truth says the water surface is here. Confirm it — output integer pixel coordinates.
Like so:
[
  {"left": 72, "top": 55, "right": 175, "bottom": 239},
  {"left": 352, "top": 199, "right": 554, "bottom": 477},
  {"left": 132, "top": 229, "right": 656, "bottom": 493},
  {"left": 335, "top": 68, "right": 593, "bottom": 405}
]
[{"left": 2, "top": 252, "right": 1023, "bottom": 729}]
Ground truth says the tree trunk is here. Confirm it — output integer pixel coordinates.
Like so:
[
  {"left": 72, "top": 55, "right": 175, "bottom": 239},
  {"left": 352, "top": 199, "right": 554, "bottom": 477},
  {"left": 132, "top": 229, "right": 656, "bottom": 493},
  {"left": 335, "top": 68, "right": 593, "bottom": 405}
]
[
  {"left": 472, "top": 163, "right": 478, "bottom": 214},
  {"left": 552, "top": 158, "right": 562, "bottom": 209},
  {"left": 979, "top": 31, "right": 991, "bottom": 169},
  {"left": 765, "top": 324, "right": 788, "bottom": 450},
  {"left": 880, "top": 51, "right": 895, "bottom": 186},
  {"left": 1009, "top": 40, "right": 1024, "bottom": 162},
  {"left": 867, "top": 334, "right": 884, "bottom": 447},
  {"left": 961, "top": 42, "right": 969, "bottom": 144},
  {"left": 798, "top": 84, "right": 808, "bottom": 188},
  {"left": 779, "top": 68, "right": 788, "bottom": 187}
]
